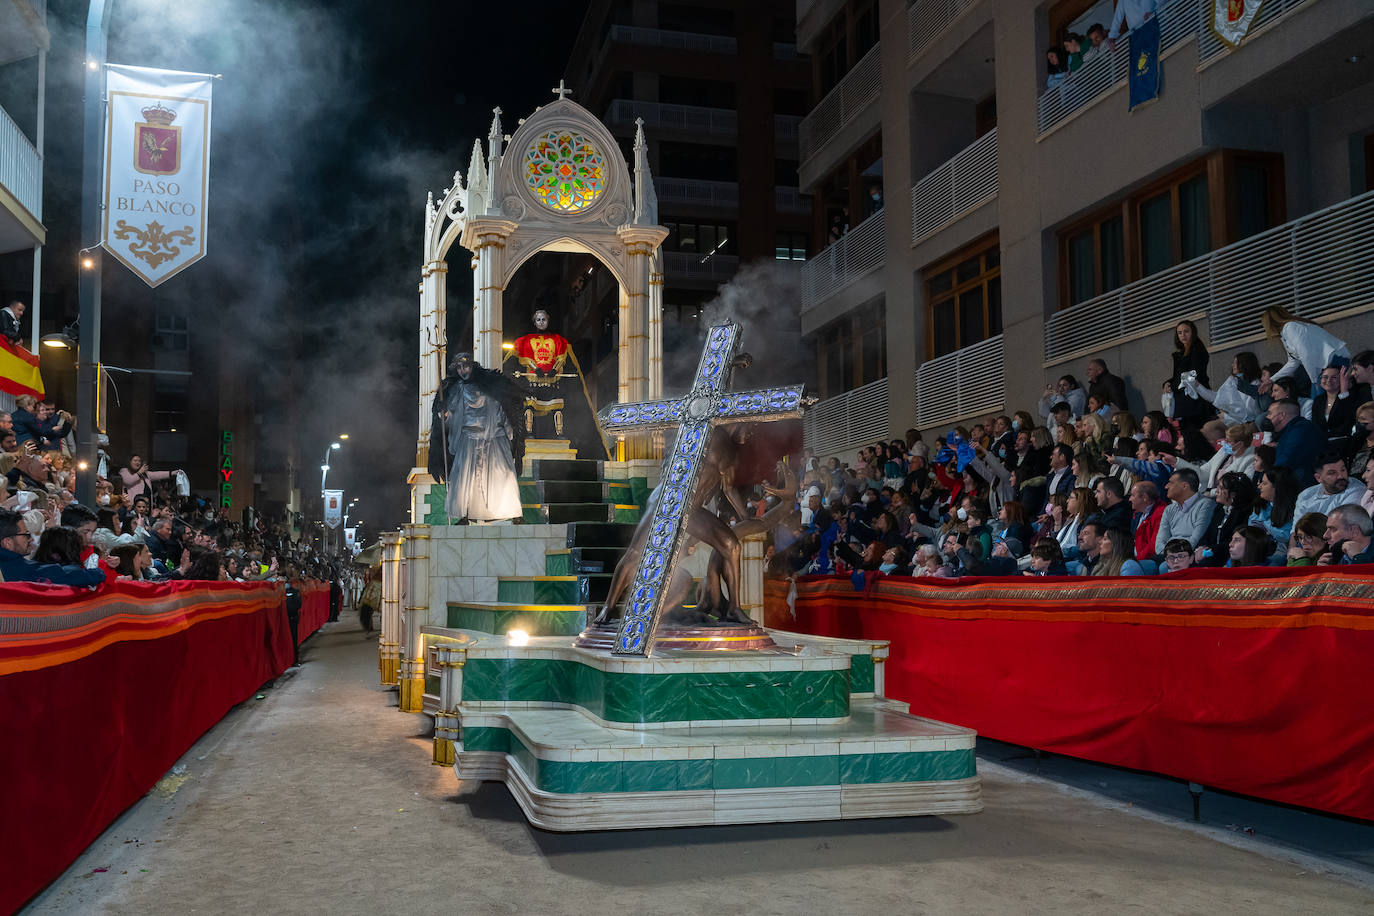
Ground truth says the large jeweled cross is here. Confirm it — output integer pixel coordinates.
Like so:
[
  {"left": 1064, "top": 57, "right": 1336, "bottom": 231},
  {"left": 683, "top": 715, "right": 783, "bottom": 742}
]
[{"left": 597, "top": 322, "right": 807, "bottom": 656}]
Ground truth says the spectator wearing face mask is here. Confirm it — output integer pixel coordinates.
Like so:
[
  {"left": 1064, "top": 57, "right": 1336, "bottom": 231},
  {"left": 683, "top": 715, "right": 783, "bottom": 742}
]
[{"left": 1263, "top": 399, "right": 1323, "bottom": 483}]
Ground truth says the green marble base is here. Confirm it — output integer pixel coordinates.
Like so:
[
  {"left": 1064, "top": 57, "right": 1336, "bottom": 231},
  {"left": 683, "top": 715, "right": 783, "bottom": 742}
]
[
  {"left": 421, "top": 628, "right": 981, "bottom": 830},
  {"left": 445, "top": 603, "right": 588, "bottom": 637}
]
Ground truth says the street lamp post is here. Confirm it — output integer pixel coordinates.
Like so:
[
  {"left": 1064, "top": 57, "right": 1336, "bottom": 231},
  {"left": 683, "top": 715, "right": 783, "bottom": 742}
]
[
  {"left": 320, "top": 440, "right": 344, "bottom": 555},
  {"left": 75, "top": 0, "right": 114, "bottom": 508}
]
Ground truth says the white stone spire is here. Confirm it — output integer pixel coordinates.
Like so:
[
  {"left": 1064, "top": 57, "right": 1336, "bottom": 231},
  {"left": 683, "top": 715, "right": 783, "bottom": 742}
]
[
  {"left": 467, "top": 139, "right": 488, "bottom": 215},
  {"left": 632, "top": 118, "right": 658, "bottom": 226},
  {"left": 487, "top": 107, "right": 504, "bottom": 169}
]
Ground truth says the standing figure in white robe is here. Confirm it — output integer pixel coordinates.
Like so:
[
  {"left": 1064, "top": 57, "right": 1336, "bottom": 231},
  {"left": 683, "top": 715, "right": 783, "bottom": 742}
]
[{"left": 430, "top": 352, "right": 524, "bottom": 523}]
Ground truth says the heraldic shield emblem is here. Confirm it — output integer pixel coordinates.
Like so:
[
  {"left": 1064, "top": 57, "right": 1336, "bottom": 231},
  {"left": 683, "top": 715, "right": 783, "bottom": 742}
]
[{"left": 135, "top": 103, "right": 181, "bottom": 176}]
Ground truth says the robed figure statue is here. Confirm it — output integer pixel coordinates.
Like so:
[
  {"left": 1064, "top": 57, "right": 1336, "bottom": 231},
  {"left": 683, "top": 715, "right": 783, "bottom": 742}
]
[{"left": 428, "top": 352, "right": 528, "bottom": 522}]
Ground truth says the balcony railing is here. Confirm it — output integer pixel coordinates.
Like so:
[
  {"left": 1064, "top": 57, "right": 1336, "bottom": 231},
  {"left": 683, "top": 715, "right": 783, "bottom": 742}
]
[
  {"left": 1036, "top": 0, "right": 1197, "bottom": 135},
  {"left": 605, "top": 99, "right": 736, "bottom": 135},
  {"left": 1044, "top": 190, "right": 1374, "bottom": 362},
  {"left": 609, "top": 24, "right": 737, "bottom": 54},
  {"left": 915, "top": 335, "right": 1004, "bottom": 428},
  {"left": 1198, "top": 0, "right": 1314, "bottom": 62},
  {"left": 775, "top": 187, "right": 811, "bottom": 214},
  {"left": 0, "top": 103, "right": 40, "bottom": 222},
  {"left": 799, "top": 42, "right": 881, "bottom": 164},
  {"left": 800, "top": 208, "right": 885, "bottom": 312},
  {"left": 910, "top": 128, "right": 997, "bottom": 244},
  {"left": 803, "top": 377, "right": 890, "bottom": 459},
  {"left": 908, "top": 0, "right": 981, "bottom": 63},
  {"left": 654, "top": 177, "right": 738, "bottom": 209},
  {"left": 663, "top": 251, "right": 739, "bottom": 284}
]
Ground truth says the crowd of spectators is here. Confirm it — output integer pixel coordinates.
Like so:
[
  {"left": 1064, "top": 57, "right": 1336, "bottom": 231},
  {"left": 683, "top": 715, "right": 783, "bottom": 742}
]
[
  {"left": 0, "top": 393, "right": 340, "bottom": 590},
  {"left": 766, "top": 306, "right": 1374, "bottom": 582}
]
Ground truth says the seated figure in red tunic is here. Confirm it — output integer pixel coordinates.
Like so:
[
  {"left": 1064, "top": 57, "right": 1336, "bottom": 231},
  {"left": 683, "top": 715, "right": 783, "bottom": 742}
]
[
  {"left": 508, "top": 308, "right": 574, "bottom": 438},
  {"left": 505, "top": 309, "right": 608, "bottom": 457}
]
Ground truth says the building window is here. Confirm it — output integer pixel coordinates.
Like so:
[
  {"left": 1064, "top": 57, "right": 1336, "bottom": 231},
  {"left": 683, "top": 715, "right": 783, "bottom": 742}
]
[
  {"left": 811, "top": 299, "right": 884, "bottom": 399},
  {"left": 658, "top": 76, "right": 735, "bottom": 109},
  {"left": 659, "top": 2, "right": 735, "bottom": 37},
  {"left": 1057, "top": 150, "right": 1284, "bottom": 309},
  {"left": 152, "top": 380, "right": 188, "bottom": 433},
  {"left": 775, "top": 231, "right": 807, "bottom": 261},
  {"left": 152, "top": 313, "right": 188, "bottom": 351},
  {"left": 658, "top": 141, "right": 738, "bottom": 182},
  {"left": 663, "top": 221, "right": 735, "bottom": 256},
  {"left": 924, "top": 235, "right": 1001, "bottom": 359}
]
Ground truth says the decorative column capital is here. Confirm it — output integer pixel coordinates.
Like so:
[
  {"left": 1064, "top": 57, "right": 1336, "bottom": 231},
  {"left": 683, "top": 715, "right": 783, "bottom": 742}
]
[
  {"left": 461, "top": 217, "right": 519, "bottom": 251},
  {"left": 615, "top": 224, "right": 668, "bottom": 250}
]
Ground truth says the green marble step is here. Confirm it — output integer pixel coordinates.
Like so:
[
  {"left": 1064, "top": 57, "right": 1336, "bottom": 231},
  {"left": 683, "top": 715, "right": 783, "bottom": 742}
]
[
  {"left": 497, "top": 575, "right": 613, "bottom": 605},
  {"left": 446, "top": 602, "right": 589, "bottom": 637},
  {"left": 525, "top": 503, "right": 641, "bottom": 524},
  {"left": 545, "top": 547, "right": 623, "bottom": 576},
  {"left": 526, "top": 458, "right": 603, "bottom": 482},
  {"left": 461, "top": 712, "right": 977, "bottom": 794},
  {"left": 566, "top": 521, "right": 637, "bottom": 549},
  {"left": 459, "top": 655, "right": 850, "bottom": 724},
  {"left": 570, "top": 546, "right": 622, "bottom": 572},
  {"left": 519, "top": 479, "right": 632, "bottom": 505}
]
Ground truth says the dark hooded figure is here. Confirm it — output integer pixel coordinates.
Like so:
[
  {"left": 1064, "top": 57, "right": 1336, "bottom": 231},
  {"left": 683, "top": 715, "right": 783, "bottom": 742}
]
[{"left": 428, "top": 351, "right": 529, "bottom": 522}]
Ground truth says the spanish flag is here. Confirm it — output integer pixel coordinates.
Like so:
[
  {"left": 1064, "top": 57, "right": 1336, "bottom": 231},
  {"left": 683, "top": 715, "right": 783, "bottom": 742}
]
[{"left": 0, "top": 338, "right": 44, "bottom": 399}]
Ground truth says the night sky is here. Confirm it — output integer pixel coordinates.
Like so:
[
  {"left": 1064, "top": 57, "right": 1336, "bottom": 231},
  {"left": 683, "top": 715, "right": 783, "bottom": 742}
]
[{"left": 37, "top": 0, "right": 587, "bottom": 535}]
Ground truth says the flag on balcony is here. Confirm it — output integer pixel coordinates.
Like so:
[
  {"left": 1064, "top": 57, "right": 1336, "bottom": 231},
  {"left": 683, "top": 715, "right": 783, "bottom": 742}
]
[
  {"left": 101, "top": 64, "right": 214, "bottom": 288},
  {"left": 0, "top": 338, "right": 43, "bottom": 399},
  {"left": 1211, "top": 0, "right": 1264, "bottom": 48},
  {"left": 1127, "top": 15, "right": 1162, "bottom": 112}
]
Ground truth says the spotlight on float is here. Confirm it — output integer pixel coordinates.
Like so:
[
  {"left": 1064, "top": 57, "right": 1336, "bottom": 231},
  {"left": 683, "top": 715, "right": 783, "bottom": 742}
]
[{"left": 507, "top": 629, "right": 530, "bottom": 646}]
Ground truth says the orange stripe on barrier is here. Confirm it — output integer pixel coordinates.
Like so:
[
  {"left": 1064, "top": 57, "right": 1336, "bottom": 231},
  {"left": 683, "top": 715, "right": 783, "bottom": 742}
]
[{"left": 0, "top": 598, "right": 274, "bottom": 676}]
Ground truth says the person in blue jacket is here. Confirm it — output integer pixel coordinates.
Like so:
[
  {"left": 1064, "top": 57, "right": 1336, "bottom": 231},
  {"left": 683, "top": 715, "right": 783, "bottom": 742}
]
[{"left": 0, "top": 510, "right": 107, "bottom": 586}]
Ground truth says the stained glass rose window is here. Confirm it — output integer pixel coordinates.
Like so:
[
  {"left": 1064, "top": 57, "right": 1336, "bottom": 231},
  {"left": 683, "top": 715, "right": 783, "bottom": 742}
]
[{"left": 524, "top": 130, "right": 607, "bottom": 213}]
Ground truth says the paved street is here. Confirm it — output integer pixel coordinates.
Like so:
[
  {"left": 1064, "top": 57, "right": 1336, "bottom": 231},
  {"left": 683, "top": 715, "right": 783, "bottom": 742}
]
[{"left": 26, "top": 613, "right": 1374, "bottom": 915}]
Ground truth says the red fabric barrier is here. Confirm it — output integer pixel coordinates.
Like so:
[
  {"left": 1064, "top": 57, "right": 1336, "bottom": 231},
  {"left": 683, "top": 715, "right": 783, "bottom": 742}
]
[
  {"left": 299, "top": 582, "right": 330, "bottom": 642},
  {"left": 767, "top": 566, "right": 1374, "bottom": 822},
  {"left": 0, "top": 581, "right": 293, "bottom": 914}
]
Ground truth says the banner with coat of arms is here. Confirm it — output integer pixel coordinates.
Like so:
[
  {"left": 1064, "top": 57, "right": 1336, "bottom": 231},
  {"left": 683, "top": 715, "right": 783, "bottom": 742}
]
[
  {"left": 324, "top": 490, "right": 344, "bottom": 530},
  {"left": 1211, "top": 0, "right": 1265, "bottom": 48},
  {"left": 102, "top": 64, "right": 214, "bottom": 287},
  {"left": 344, "top": 528, "right": 357, "bottom": 551}
]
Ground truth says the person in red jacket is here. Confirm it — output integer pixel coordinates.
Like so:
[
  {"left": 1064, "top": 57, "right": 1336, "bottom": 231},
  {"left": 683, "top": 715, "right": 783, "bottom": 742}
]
[{"left": 1128, "top": 480, "right": 1167, "bottom": 566}]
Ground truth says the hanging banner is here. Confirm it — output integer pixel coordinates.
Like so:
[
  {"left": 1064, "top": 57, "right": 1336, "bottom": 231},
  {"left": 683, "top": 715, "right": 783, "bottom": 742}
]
[
  {"left": 344, "top": 528, "right": 357, "bottom": 551},
  {"left": 1211, "top": 0, "right": 1264, "bottom": 48},
  {"left": 1127, "top": 15, "right": 1162, "bottom": 112},
  {"left": 324, "top": 490, "right": 344, "bottom": 529},
  {"left": 102, "top": 64, "right": 213, "bottom": 287}
]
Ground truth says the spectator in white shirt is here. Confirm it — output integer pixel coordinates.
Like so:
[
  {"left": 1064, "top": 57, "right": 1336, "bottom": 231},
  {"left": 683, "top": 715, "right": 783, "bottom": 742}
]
[
  {"left": 1293, "top": 452, "right": 1367, "bottom": 519},
  {"left": 1108, "top": 0, "right": 1160, "bottom": 49}
]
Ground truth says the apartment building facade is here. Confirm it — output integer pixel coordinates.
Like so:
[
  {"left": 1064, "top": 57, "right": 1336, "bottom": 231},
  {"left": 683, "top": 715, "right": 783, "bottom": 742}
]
[
  {"left": 796, "top": 0, "right": 1374, "bottom": 456},
  {"left": 559, "top": 0, "right": 812, "bottom": 393}
]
